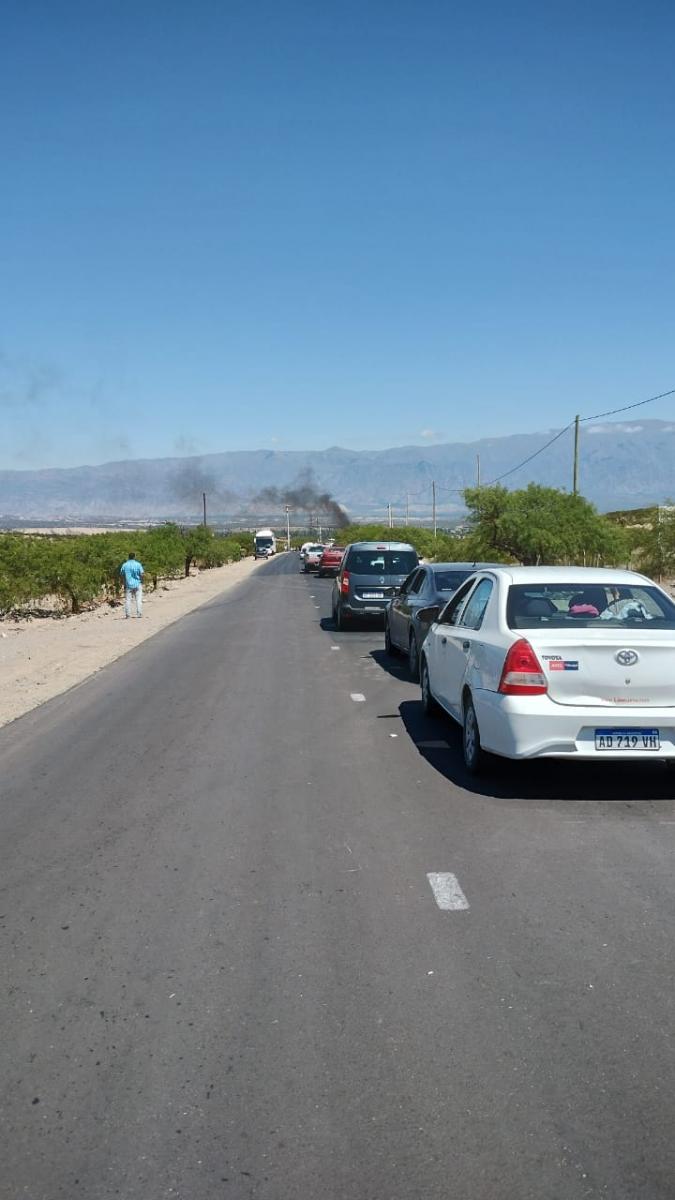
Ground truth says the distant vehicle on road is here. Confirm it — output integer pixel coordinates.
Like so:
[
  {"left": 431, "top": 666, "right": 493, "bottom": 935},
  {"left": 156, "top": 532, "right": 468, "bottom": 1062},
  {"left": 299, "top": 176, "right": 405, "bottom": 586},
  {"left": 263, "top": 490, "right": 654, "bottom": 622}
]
[
  {"left": 386, "top": 562, "right": 500, "bottom": 679},
  {"left": 254, "top": 529, "right": 277, "bottom": 558},
  {"left": 317, "top": 546, "right": 345, "bottom": 578},
  {"left": 419, "top": 566, "right": 675, "bottom": 774},
  {"left": 302, "top": 544, "right": 325, "bottom": 572},
  {"left": 299, "top": 541, "right": 313, "bottom": 557},
  {"left": 332, "top": 541, "right": 418, "bottom": 629}
]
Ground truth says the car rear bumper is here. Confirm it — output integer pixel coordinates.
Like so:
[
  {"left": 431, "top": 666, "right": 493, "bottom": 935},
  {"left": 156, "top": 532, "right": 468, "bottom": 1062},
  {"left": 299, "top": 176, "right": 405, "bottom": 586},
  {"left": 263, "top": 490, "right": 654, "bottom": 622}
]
[
  {"left": 342, "top": 599, "right": 389, "bottom": 618},
  {"left": 473, "top": 690, "right": 675, "bottom": 760}
]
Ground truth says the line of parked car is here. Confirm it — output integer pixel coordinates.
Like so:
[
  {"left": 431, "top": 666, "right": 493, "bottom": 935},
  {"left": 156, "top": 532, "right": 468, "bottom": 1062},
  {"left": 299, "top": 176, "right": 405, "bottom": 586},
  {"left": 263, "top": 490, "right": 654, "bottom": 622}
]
[{"left": 300, "top": 539, "right": 675, "bottom": 776}]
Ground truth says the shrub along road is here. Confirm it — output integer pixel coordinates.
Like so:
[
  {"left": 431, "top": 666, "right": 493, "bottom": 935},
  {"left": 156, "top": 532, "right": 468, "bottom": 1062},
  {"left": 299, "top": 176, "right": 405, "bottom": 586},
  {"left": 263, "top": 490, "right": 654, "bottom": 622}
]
[{"left": 2, "top": 553, "right": 675, "bottom": 1198}]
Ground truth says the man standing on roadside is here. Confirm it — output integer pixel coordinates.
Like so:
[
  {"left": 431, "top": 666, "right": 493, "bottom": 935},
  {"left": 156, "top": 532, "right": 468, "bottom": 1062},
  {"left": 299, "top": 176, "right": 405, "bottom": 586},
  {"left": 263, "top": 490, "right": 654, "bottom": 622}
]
[{"left": 120, "top": 552, "right": 145, "bottom": 619}]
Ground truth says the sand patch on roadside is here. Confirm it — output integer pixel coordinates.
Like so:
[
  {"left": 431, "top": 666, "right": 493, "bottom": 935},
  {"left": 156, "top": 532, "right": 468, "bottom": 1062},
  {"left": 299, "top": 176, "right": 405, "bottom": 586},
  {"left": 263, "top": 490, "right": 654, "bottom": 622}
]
[{"left": 0, "top": 556, "right": 265, "bottom": 728}]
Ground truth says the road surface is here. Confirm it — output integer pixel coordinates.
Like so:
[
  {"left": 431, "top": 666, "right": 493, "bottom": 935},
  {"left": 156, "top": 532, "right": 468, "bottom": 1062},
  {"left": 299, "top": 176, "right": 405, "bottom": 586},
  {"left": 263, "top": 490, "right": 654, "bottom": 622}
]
[{"left": 2, "top": 553, "right": 675, "bottom": 1199}]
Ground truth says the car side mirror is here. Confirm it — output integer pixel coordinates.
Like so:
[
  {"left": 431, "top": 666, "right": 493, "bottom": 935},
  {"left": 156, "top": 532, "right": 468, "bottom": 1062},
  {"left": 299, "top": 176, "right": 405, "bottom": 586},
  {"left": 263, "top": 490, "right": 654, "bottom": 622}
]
[{"left": 417, "top": 605, "right": 440, "bottom": 625}]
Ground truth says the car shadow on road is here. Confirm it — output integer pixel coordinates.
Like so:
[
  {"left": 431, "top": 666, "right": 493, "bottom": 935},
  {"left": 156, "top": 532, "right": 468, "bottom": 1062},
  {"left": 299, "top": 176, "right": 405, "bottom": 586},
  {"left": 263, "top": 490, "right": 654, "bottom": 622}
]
[
  {"left": 398, "top": 700, "right": 675, "bottom": 804},
  {"left": 369, "top": 647, "right": 410, "bottom": 680}
]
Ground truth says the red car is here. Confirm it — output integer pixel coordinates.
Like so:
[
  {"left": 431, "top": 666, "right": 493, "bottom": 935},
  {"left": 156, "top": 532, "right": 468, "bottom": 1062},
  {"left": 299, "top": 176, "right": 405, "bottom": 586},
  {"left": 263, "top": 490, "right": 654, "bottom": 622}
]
[{"left": 317, "top": 546, "right": 345, "bottom": 578}]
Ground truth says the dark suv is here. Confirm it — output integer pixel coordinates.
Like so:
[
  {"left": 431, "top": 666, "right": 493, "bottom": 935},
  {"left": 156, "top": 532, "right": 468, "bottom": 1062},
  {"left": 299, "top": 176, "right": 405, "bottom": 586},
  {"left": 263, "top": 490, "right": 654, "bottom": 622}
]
[{"left": 332, "top": 541, "right": 419, "bottom": 629}]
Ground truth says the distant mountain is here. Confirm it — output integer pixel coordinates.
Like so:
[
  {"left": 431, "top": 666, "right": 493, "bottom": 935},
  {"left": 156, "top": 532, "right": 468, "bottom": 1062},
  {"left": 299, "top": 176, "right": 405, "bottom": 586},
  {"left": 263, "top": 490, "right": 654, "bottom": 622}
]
[{"left": 1, "top": 419, "right": 674, "bottom": 521}]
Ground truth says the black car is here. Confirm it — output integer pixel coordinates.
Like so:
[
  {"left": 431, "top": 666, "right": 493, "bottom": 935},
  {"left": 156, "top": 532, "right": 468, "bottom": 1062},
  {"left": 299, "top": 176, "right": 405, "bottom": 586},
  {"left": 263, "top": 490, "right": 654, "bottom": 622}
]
[
  {"left": 385, "top": 561, "right": 501, "bottom": 678},
  {"left": 332, "top": 541, "right": 419, "bottom": 630}
]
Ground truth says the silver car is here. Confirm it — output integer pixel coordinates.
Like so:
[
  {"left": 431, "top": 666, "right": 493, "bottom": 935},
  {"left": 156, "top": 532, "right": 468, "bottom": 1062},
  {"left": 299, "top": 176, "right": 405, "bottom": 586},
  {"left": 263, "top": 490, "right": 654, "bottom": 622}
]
[
  {"left": 302, "top": 544, "right": 325, "bottom": 573},
  {"left": 385, "top": 562, "right": 499, "bottom": 679},
  {"left": 332, "top": 541, "right": 419, "bottom": 629}
]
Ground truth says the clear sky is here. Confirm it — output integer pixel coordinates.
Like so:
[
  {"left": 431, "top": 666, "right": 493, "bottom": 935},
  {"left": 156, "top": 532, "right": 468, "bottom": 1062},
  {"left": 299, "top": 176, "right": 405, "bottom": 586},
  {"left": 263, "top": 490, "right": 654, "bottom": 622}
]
[{"left": 2, "top": 0, "right": 674, "bottom": 469}]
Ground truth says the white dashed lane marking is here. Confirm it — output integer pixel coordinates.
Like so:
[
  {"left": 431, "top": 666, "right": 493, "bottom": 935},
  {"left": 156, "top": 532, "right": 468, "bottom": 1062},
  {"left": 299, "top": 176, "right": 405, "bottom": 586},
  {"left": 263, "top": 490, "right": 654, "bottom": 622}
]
[
  {"left": 427, "top": 873, "right": 470, "bottom": 911},
  {"left": 350, "top": 693, "right": 366, "bottom": 702}
]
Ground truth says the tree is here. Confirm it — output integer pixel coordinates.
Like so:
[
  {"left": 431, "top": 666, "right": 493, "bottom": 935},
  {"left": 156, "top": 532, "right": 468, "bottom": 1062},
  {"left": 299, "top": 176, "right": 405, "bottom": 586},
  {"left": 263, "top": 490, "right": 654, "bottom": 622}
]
[
  {"left": 634, "top": 505, "right": 675, "bottom": 579},
  {"left": 462, "top": 484, "right": 627, "bottom": 566}
]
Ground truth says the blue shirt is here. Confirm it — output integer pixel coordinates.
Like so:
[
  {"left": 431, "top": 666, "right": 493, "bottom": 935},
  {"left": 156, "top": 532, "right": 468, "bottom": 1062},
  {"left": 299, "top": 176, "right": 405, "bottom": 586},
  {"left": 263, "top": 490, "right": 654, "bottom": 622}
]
[{"left": 120, "top": 559, "right": 144, "bottom": 588}]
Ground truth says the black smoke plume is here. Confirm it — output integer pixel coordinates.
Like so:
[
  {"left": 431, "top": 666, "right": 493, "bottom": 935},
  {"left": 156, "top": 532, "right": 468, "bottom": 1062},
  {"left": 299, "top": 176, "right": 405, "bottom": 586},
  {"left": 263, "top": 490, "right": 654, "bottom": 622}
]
[
  {"left": 170, "top": 459, "right": 236, "bottom": 510},
  {"left": 252, "top": 468, "right": 348, "bottom": 527}
]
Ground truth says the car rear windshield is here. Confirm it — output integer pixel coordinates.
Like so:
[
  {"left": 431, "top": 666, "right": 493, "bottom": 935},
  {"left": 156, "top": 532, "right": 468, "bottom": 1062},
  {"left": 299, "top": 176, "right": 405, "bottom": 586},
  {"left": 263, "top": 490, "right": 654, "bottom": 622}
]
[
  {"left": 433, "top": 569, "right": 474, "bottom": 593},
  {"left": 347, "top": 550, "right": 418, "bottom": 574},
  {"left": 507, "top": 583, "right": 675, "bottom": 629},
  {"left": 308, "top": 545, "right": 324, "bottom": 552}
]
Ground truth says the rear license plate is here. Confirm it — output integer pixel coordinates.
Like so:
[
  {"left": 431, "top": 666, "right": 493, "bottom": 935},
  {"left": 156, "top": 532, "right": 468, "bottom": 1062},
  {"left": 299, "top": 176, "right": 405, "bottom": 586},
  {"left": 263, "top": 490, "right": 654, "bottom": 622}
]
[
  {"left": 595, "top": 728, "right": 660, "bottom": 751},
  {"left": 362, "top": 591, "right": 384, "bottom": 599}
]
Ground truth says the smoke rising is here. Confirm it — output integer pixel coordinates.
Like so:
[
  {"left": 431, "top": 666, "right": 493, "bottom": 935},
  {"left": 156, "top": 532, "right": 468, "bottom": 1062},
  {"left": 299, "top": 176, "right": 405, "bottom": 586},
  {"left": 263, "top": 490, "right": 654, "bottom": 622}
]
[
  {"left": 170, "top": 458, "right": 236, "bottom": 510},
  {"left": 252, "top": 468, "right": 349, "bottom": 527}
]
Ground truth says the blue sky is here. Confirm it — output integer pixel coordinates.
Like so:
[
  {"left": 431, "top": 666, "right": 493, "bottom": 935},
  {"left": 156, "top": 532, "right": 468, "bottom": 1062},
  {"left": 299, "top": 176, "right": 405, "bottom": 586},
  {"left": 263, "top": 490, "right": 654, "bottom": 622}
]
[{"left": 2, "top": 0, "right": 674, "bottom": 469}]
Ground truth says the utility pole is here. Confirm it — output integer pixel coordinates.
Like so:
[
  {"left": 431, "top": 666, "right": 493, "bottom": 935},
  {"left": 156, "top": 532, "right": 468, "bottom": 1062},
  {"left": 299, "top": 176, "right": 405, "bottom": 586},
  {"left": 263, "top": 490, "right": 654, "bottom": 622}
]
[
  {"left": 573, "top": 414, "right": 580, "bottom": 495},
  {"left": 476, "top": 454, "right": 481, "bottom": 489},
  {"left": 432, "top": 480, "right": 437, "bottom": 538},
  {"left": 285, "top": 504, "right": 290, "bottom": 551},
  {"left": 202, "top": 492, "right": 207, "bottom": 527},
  {"left": 387, "top": 502, "right": 392, "bottom": 528}
]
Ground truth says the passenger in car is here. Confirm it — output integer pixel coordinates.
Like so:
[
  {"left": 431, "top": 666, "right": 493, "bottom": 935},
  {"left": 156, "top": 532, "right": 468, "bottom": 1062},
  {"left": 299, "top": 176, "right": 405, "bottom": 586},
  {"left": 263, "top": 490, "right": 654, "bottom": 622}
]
[{"left": 568, "top": 590, "right": 602, "bottom": 617}]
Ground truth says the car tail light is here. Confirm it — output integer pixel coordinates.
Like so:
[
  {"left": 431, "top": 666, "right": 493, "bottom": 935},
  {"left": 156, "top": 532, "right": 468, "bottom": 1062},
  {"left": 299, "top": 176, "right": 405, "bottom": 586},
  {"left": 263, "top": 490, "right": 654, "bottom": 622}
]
[
  {"left": 341, "top": 571, "right": 350, "bottom": 595},
  {"left": 499, "top": 639, "right": 548, "bottom": 695}
]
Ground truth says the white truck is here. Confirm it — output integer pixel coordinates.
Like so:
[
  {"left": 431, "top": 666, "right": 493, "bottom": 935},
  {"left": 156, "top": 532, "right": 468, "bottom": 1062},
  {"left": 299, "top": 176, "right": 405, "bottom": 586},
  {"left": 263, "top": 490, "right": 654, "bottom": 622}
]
[{"left": 254, "top": 528, "right": 277, "bottom": 558}]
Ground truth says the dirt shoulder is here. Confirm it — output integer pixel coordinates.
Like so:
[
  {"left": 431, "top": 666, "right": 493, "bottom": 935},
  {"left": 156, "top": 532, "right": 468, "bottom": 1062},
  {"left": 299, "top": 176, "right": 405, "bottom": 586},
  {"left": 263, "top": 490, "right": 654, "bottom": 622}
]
[{"left": 0, "top": 556, "right": 264, "bottom": 729}]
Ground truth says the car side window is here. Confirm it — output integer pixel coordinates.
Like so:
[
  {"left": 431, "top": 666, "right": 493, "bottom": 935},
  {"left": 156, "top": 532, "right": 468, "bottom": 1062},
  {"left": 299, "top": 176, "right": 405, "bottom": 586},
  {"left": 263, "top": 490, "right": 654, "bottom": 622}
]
[
  {"left": 438, "top": 578, "right": 476, "bottom": 625},
  {"left": 458, "top": 578, "right": 493, "bottom": 630},
  {"left": 409, "top": 570, "right": 426, "bottom": 595},
  {"left": 399, "top": 569, "right": 418, "bottom": 596}
]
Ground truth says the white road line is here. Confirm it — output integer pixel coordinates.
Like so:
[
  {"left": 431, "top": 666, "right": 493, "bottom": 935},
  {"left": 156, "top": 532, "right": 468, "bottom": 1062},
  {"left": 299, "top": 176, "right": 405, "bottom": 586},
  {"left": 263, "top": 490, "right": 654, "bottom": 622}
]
[
  {"left": 350, "top": 693, "right": 366, "bottom": 702},
  {"left": 427, "top": 873, "right": 469, "bottom": 911},
  {"left": 417, "top": 740, "right": 450, "bottom": 749},
  {"left": 330, "top": 646, "right": 340, "bottom": 650}
]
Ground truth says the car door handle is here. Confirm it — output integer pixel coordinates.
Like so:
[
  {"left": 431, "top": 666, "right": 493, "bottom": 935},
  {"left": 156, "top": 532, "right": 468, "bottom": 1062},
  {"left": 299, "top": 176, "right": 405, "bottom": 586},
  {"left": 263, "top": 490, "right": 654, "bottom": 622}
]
[{"left": 462, "top": 640, "right": 470, "bottom": 652}]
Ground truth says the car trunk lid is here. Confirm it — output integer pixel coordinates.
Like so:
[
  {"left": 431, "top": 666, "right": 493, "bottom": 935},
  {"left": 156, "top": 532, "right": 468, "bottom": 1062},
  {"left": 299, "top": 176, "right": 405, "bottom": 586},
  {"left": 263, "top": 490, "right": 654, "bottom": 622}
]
[{"left": 526, "top": 630, "right": 675, "bottom": 707}]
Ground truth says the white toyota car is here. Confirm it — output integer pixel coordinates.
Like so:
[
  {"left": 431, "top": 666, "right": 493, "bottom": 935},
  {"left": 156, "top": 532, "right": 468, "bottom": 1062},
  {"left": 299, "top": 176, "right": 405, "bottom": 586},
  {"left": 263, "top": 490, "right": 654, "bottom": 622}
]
[{"left": 419, "top": 566, "right": 675, "bottom": 773}]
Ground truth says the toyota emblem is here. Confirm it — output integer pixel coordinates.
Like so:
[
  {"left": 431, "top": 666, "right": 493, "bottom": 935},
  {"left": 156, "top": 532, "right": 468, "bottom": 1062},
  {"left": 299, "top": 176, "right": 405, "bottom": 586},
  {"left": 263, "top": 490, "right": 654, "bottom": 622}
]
[{"left": 616, "top": 649, "right": 638, "bottom": 667}]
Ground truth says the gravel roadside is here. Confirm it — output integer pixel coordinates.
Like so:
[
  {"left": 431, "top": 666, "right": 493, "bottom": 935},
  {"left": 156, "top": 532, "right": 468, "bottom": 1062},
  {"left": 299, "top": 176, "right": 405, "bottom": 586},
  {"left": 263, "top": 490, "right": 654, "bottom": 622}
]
[{"left": 0, "top": 555, "right": 266, "bottom": 728}]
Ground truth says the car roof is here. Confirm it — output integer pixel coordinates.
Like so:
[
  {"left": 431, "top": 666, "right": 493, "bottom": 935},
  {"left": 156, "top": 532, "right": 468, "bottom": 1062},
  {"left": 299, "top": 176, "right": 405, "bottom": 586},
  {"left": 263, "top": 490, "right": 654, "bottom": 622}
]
[
  {"left": 467, "top": 565, "right": 652, "bottom": 585},
  {"left": 347, "top": 540, "right": 417, "bottom": 551},
  {"left": 428, "top": 561, "right": 502, "bottom": 571}
]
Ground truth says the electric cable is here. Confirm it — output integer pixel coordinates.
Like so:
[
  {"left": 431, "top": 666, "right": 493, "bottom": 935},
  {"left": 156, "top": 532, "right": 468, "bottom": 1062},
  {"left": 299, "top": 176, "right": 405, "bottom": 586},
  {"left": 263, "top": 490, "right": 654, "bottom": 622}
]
[{"left": 580, "top": 386, "right": 675, "bottom": 424}]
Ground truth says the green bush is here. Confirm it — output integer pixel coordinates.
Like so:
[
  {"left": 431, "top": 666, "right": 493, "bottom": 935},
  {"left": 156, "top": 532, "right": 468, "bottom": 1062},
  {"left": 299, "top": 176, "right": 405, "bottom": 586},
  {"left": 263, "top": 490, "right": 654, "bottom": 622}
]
[{"left": 0, "top": 523, "right": 251, "bottom": 617}]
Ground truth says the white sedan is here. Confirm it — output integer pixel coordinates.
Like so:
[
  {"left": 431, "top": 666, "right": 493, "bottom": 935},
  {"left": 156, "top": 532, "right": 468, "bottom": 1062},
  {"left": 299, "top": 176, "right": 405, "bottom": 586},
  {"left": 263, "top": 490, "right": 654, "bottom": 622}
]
[{"left": 419, "top": 566, "right": 675, "bottom": 773}]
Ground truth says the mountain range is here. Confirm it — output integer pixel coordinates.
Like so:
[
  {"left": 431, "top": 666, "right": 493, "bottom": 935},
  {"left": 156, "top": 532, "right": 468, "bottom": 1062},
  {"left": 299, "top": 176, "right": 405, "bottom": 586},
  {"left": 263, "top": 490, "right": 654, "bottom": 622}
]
[{"left": 1, "top": 419, "right": 674, "bottom": 522}]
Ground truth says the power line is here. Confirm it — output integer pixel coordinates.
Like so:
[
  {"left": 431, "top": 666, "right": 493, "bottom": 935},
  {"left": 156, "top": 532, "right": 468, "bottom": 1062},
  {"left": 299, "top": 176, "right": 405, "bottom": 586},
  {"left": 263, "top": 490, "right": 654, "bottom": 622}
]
[
  {"left": 483, "top": 422, "right": 574, "bottom": 487},
  {"left": 376, "top": 384, "right": 675, "bottom": 517},
  {"left": 580, "top": 386, "right": 675, "bottom": 424}
]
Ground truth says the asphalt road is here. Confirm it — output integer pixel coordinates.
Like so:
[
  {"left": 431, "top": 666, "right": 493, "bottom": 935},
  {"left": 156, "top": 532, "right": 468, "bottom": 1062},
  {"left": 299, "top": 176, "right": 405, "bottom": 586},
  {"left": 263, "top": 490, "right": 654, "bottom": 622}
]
[{"left": 2, "top": 552, "right": 675, "bottom": 1199}]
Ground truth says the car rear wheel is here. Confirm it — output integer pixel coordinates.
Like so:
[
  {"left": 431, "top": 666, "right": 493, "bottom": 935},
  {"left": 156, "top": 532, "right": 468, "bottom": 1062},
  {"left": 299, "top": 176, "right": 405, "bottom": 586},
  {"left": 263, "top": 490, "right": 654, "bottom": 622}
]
[
  {"left": 334, "top": 603, "right": 344, "bottom": 630},
  {"left": 462, "top": 695, "right": 488, "bottom": 775},
  {"left": 408, "top": 632, "right": 419, "bottom": 680},
  {"left": 420, "top": 659, "right": 441, "bottom": 717}
]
